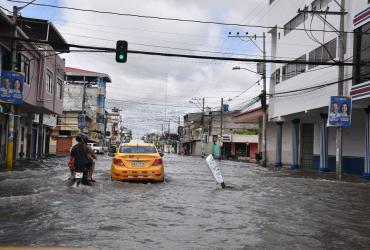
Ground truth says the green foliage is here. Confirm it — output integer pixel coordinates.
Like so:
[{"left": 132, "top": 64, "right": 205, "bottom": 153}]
[{"left": 232, "top": 129, "right": 258, "bottom": 135}]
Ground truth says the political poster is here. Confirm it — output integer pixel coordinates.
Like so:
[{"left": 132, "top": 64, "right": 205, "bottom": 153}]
[
  {"left": 327, "top": 96, "right": 352, "bottom": 127},
  {"left": 78, "top": 114, "right": 86, "bottom": 130},
  {"left": 0, "top": 70, "right": 24, "bottom": 104}
]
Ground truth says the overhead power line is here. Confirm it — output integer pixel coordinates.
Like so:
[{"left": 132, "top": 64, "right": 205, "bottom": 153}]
[
  {"left": 6, "top": 0, "right": 366, "bottom": 35},
  {"left": 0, "top": 35, "right": 363, "bottom": 66},
  {"left": 106, "top": 98, "right": 195, "bottom": 108}
]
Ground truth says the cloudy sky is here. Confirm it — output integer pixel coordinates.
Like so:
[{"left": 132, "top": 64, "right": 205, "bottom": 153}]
[{"left": 0, "top": 0, "right": 308, "bottom": 137}]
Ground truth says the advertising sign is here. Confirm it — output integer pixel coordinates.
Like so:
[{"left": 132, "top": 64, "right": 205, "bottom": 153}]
[
  {"left": 78, "top": 114, "right": 86, "bottom": 130},
  {"left": 327, "top": 96, "right": 352, "bottom": 127},
  {"left": 0, "top": 70, "right": 24, "bottom": 104}
]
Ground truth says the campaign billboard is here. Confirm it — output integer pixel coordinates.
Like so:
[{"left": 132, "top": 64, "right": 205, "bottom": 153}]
[
  {"left": 327, "top": 96, "right": 352, "bottom": 127},
  {"left": 0, "top": 70, "right": 24, "bottom": 104}
]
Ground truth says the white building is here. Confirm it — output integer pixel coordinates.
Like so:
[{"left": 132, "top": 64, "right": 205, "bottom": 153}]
[{"left": 264, "top": 0, "right": 370, "bottom": 176}]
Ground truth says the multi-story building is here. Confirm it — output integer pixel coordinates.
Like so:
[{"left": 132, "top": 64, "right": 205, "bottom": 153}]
[
  {"left": 0, "top": 11, "right": 67, "bottom": 165},
  {"left": 264, "top": 0, "right": 370, "bottom": 176},
  {"left": 51, "top": 67, "right": 111, "bottom": 155},
  {"left": 179, "top": 110, "right": 258, "bottom": 159},
  {"left": 120, "top": 127, "right": 132, "bottom": 143},
  {"left": 105, "top": 108, "right": 121, "bottom": 146}
]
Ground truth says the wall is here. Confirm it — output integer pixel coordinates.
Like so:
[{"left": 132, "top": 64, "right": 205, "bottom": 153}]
[
  {"left": 265, "top": 0, "right": 356, "bottom": 120},
  {"left": 266, "top": 122, "right": 293, "bottom": 166}
]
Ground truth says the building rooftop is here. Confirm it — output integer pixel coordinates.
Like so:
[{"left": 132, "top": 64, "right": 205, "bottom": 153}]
[{"left": 65, "top": 67, "right": 112, "bottom": 82}]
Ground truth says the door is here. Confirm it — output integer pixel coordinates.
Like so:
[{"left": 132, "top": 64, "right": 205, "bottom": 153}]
[
  {"left": 301, "top": 124, "right": 314, "bottom": 169},
  {"left": 56, "top": 137, "right": 73, "bottom": 155}
]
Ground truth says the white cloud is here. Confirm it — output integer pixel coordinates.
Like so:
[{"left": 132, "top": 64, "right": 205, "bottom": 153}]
[{"left": 6, "top": 0, "right": 265, "bottom": 137}]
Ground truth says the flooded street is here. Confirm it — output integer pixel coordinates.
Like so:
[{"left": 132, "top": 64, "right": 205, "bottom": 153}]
[{"left": 0, "top": 154, "right": 370, "bottom": 250}]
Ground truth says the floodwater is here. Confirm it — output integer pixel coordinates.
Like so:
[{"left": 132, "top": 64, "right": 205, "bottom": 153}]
[{"left": 0, "top": 154, "right": 369, "bottom": 250}]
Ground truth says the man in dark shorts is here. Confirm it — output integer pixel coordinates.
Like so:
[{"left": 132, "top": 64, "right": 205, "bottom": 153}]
[
  {"left": 83, "top": 136, "right": 97, "bottom": 182},
  {"left": 70, "top": 134, "right": 90, "bottom": 185}
]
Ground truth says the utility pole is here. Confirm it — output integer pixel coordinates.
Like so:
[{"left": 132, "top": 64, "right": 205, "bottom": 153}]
[
  {"left": 201, "top": 97, "right": 205, "bottom": 158},
  {"left": 168, "top": 119, "right": 170, "bottom": 137},
  {"left": 336, "top": 0, "right": 346, "bottom": 180},
  {"left": 6, "top": 6, "right": 18, "bottom": 170},
  {"left": 220, "top": 98, "right": 223, "bottom": 160},
  {"left": 80, "top": 76, "right": 87, "bottom": 133},
  {"left": 261, "top": 32, "right": 267, "bottom": 168},
  {"left": 228, "top": 31, "right": 267, "bottom": 167}
]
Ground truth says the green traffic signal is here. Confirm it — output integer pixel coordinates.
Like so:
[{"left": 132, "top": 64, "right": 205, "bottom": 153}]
[{"left": 116, "top": 40, "right": 128, "bottom": 63}]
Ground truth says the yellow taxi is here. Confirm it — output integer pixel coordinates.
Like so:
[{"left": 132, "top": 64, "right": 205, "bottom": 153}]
[{"left": 111, "top": 140, "right": 164, "bottom": 182}]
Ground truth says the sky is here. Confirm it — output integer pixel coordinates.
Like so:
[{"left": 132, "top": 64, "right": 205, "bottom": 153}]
[{"left": 0, "top": 0, "right": 302, "bottom": 138}]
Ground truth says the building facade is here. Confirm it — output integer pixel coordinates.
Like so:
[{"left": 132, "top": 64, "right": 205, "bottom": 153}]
[
  {"left": 0, "top": 11, "right": 67, "bottom": 165},
  {"left": 179, "top": 110, "right": 258, "bottom": 160},
  {"left": 105, "top": 108, "right": 121, "bottom": 147},
  {"left": 51, "top": 67, "right": 111, "bottom": 155},
  {"left": 264, "top": 0, "right": 370, "bottom": 176}
]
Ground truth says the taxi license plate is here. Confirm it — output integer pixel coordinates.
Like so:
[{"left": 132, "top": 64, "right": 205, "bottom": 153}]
[{"left": 132, "top": 161, "right": 145, "bottom": 167}]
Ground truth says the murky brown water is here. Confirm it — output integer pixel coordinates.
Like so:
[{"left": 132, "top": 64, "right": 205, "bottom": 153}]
[{"left": 0, "top": 154, "right": 369, "bottom": 249}]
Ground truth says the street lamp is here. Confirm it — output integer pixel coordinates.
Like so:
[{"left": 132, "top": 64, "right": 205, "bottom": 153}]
[{"left": 232, "top": 66, "right": 260, "bottom": 75}]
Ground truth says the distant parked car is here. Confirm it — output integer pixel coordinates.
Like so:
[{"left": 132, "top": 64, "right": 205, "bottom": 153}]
[{"left": 87, "top": 143, "right": 107, "bottom": 154}]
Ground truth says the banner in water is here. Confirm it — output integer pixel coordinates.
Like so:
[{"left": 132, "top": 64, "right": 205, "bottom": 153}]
[
  {"left": 0, "top": 70, "right": 24, "bottom": 104},
  {"left": 327, "top": 96, "right": 352, "bottom": 127}
]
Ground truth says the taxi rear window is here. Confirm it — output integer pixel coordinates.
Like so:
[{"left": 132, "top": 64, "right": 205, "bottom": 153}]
[{"left": 119, "top": 146, "right": 157, "bottom": 154}]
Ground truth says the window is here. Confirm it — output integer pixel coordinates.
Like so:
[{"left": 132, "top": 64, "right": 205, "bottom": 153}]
[
  {"left": 322, "top": 38, "right": 337, "bottom": 62},
  {"left": 281, "top": 54, "right": 306, "bottom": 81},
  {"left": 270, "top": 72, "right": 276, "bottom": 85},
  {"left": 284, "top": 7, "right": 308, "bottom": 35},
  {"left": 17, "top": 54, "right": 30, "bottom": 85},
  {"left": 296, "top": 54, "right": 307, "bottom": 74},
  {"left": 1, "top": 47, "right": 11, "bottom": 70},
  {"left": 119, "top": 146, "right": 157, "bottom": 154},
  {"left": 46, "top": 69, "right": 53, "bottom": 93},
  {"left": 353, "top": 22, "right": 370, "bottom": 85},
  {"left": 308, "top": 38, "right": 337, "bottom": 69},
  {"left": 275, "top": 68, "right": 281, "bottom": 84},
  {"left": 57, "top": 78, "right": 63, "bottom": 99},
  {"left": 311, "top": 0, "right": 333, "bottom": 10},
  {"left": 270, "top": 69, "right": 281, "bottom": 85},
  {"left": 282, "top": 65, "right": 287, "bottom": 81}
]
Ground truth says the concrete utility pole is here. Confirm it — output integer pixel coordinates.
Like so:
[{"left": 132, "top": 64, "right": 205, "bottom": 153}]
[
  {"left": 80, "top": 76, "right": 87, "bottom": 133},
  {"left": 220, "top": 97, "right": 223, "bottom": 160},
  {"left": 262, "top": 32, "right": 267, "bottom": 168},
  {"left": 201, "top": 97, "right": 205, "bottom": 158},
  {"left": 6, "top": 6, "right": 18, "bottom": 170},
  {"left": 336, "top": 0, "right": 346, "bottom": 180}
]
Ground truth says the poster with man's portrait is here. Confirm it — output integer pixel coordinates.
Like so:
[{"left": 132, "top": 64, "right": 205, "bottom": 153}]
[{"left": 0, "top": 70, "right": 24, "bottom": 104}]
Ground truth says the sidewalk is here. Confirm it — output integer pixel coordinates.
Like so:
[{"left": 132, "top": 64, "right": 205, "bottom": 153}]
[{"left": 265, "top": 164, "right": 370, "bottom": 183}]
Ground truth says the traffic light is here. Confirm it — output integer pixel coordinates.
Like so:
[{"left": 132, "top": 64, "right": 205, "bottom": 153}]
[{"left": 116, "top": 40, "right": 128, "bottom": 63}]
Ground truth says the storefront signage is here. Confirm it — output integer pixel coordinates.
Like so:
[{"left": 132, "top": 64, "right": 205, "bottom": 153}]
[
  {"left": 327, "top": 96, "right": 352, "bottom": 127},
  {"left": 0, "top": 70, "right": 24, "bottom": 104}
]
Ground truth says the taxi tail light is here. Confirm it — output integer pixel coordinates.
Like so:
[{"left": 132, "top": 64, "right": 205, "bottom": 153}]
[
  {"left": 152, "top": 159, "right": 162, "bottom": 166},
  {"left": 113, "top": 158, "right": 125, "bottom": 166}
]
